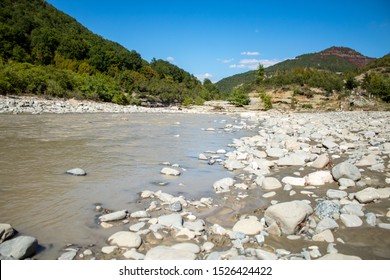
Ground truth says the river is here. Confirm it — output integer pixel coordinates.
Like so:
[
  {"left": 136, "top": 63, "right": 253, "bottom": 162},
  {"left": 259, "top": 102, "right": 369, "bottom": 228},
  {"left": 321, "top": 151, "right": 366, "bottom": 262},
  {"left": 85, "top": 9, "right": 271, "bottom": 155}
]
[{"left": 0, "top": 112, "right": 251, "bottom": 259}]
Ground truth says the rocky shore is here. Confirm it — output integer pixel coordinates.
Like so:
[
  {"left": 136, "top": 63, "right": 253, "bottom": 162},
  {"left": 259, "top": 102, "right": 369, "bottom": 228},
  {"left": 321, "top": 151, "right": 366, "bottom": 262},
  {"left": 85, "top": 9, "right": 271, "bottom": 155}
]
[{"left": 1, "top": 96, "right": 390, "bottom": 260}]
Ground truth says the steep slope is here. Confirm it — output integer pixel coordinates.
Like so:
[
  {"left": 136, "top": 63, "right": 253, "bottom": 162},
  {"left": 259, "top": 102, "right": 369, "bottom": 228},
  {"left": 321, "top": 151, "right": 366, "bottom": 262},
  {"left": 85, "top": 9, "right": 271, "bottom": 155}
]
[{"left": 0, "top": 0, "right": 217, "bottom": 105}]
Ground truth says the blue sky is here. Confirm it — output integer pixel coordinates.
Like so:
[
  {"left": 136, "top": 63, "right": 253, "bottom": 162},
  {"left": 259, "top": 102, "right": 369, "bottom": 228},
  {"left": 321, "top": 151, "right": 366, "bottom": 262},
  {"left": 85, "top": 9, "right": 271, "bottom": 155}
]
[{"left": 47, "top": 0, "right": 390, "bottom": 82}]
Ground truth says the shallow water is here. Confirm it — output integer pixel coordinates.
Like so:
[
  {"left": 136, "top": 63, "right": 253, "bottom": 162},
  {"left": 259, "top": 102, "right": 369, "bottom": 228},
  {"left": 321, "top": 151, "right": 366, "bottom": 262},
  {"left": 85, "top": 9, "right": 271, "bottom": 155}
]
[{"left": 0, "top": 112, "right": 250, "bottom": 259}]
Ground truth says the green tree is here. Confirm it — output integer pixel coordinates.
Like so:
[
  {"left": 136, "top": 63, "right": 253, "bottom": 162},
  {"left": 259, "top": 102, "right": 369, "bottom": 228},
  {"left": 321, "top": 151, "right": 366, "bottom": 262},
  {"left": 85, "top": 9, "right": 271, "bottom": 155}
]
[{"left": 257, "top": 64, "right": 265, "bottom": 84}]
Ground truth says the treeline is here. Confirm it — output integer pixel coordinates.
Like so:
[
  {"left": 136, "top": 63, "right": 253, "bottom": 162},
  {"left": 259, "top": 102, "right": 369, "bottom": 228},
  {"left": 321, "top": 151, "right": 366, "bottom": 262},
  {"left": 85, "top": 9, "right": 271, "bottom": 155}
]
[{"left": 0, "top": 0, "right": 220, "bottom": 105}]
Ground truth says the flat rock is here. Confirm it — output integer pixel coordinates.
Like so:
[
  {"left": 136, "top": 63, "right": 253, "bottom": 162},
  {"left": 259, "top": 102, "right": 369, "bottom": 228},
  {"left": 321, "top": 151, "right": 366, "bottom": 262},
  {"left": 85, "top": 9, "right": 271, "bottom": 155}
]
[
  {"left": 160, "top": 167, "right": 181, "bottom": 176},
  {"left": 341, "top": 204, "right": 364, "bottom": 216},
  {"left": 99, "top": 210, "right": 127, "bottom": 222},
  {"left": 101, "top": 246, "right": 118, "bottom": 254},
  {"left": 318, "top": 253, "right": 361, "bottom": 260},
  {"left": 129, "top": 222, "right": 146, "bottom": 232},
  {"left": 305, "top": 171, "right": 334, "bottom": 185},
  {"left": 378, "top": 223, "right": 390, "bottom": 230},
  {"left": 0, "top": 235, "right": 37, "bottom": 259},
  {"left": 0, "top": 224, "right": 15, "bottom": 243},
  {"left": 312, "top": 229, "right": 334, "bottom": 242},
  {"left": 340, "top": 214, "right": 363, "bottom": 227},
  {"left": 311, "top": 154, "right": 330, "bottom": 169},
  {"left": 355, "top": 154, "right": 380, "bottom": 166},
  {"left": 58, "top": 250, "right": 77, "bottom": 260},
  {"left": 254, "top": 249, "right": 278, "bottom": 260},
  {"left": 262, "top": 177, "right": 282, "bottom": 190},
  {"left": 107, "top": 231, "right": 142, "bottom": 248},
  {"left": 331, "top": 162, "right": 361, "bottom": 181},
  {"left": 264, "top": 200, "right": 313, "bottom": 234},
  {"left": 322, "top": 140, "right": 338, "bottom": 149},
  {"left": 144, "top": 246, "right": 196, "bottom": 260},
  {"left": 66, "top": 168, "right": 87, "bottom": 176},
  {"left": 123, "top": 249, "right": 145, "bottom": 260},
  {"left": 338, "top": 178, "right": 355, "bottom": 188},
  {"left": 232, "top": 219, "right": 264, "bottom": 235},
  {"left": 326, "top": 189, "right": 348, "bottom": 199},
  {"left": 224, "top": 159, "right": 245, "bottom": 170},
  {"left": 158, "top": 213, "right": 183, "bottom": 229},
  {"left": 277, "top": 154, "right": 306, "bottom": 166},
  {"left": 171, "top": 243, "right": 201, "bottom": 254},
  {"left": 354, "top": 187, "right": 381, "bottom": 203},
  {"left": 130, "top": 210, "right": 150, "bottom": 218},
  {"left": 184, "top": 220, "right": 205, "bottom": 232},
  {"left": 198, "top": 153, "right": 208, "bottom": 160},
  {"left": 282, "top": 176, "right": 306, "bottom": 186},
  {"left": 266, "top": 148, "right": 286, "bottom": 158},
  {"left": 316, "top": 217, "right": 339, "bottom": 233},
  {"left": 213, "top": 177, "right": 235, "bottom": 193}
]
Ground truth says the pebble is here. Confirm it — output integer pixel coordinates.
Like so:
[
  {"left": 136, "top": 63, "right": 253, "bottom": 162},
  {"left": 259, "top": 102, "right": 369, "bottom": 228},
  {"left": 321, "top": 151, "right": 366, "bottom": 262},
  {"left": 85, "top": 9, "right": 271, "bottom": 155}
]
[
  {"left": 160, "top": 167, "right": 181, "bottom": 176},
  {"left": 232, "top": 219, "right": 264, "bottom": 235},
  {"left": 66, "top": 168, "right": 87, "bottom": 176},
  {"left": 129, "top": 222, "right": 146, "bottom": 232},
  {"left": 107, "top": 231, "right": 142, "bottom": 248},
  {"left": 101, "top": 246, "right": 118, "bottom": 254}
]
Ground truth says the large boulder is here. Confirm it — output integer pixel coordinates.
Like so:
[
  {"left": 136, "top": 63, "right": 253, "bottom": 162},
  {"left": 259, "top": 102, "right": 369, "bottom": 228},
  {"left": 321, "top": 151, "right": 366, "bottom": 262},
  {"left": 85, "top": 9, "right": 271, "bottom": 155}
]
[
  {"left": 0, "top": 235, "right": 37, "bottom": 259},
  {"left": 331, "top": 162, "right": 361, "bottom": 181},
  {"left": 264, "top": 201, "right": 313, "bottom": 234}
]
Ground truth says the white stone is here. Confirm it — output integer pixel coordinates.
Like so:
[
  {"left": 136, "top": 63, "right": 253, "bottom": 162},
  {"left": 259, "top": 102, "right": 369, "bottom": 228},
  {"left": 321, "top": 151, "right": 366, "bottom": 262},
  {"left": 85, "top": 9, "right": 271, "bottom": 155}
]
[
  {"left": 66, "top": 168, "right": 87, "bottom": 176},
  {"left": 202, "top": 242, "right": 215, "bottom": 252},
  {"left": 130, "top": 211, "right": 150, "bottom": 219},
  {"left": 144, "top": 246, "right": 196, "bottom": 260},
  {"left": 213, "top": 178, "right": 235, "bottom": 193},
  {"left": 158, "top": 213, "right": 183, "bottom": 229},
  {"left": 316, "top": 217, "right": 339, "bottom": 233},
  {"left": 198, "top": 153, "right": 208, "bottom": 160},
  {"left": 107, "top": 231, "right": 142, "bottom": 248},
  {"left": 354, "top": 187, "right": 381, "bottom": 203},
  {"left": 264, "top": 200, "right": 313, "bottom": 234},
  {"left": 101, "top": 246, "right": 117, "bottom": 254},
  {"left": 277, "top": 154, "right": 306, "bottom": 166},
  {"left": 318, "top": 253, "right": 361, "bottom": 260},
  {"left": 305, "top": 171, "right": 334, "bottom": 185},
  {"left": 266, "top": 148, "right": 286, "bottom": 158},
  {"left": 332, "top": 162, "right": 361, "bottom": 181},
  {"left": 210, "top": 224, "right": 227, "bottom": 235},
  {"left": 282, "top": 176, "right": 306, "bottom": 186},
  {"left": 311, "top": 154, "right": 330, "bottom": 169},
  {"left": 326, "top": 189, "right": 348, "bottom": 199},
  {"left": 123, "top": 249, "right": 145, "bottom": 260},
  {"left": 224, "top": 159, "right": 245, "bottom": 170},
  {"left": 160, "top": 167, "right": 181, "bottom": 176},
  {"left": 232, "top": 219, "right": 264, "bottom": 235},
  {"left": 99, "top": 210, "right": 127, "bottom": 222},
  {"left": 338, "top": 178, "right": 355, "bottom": 188},
  {"left": 378, "top": 223, "right": 390, "bottom": 230},
  {"left": 312, "top": 229, "right": 334, "bottom": 242},
  {"left": 262, "top": 177, "right": 282, "bottom": 190},
  {"left": 262, "top": 192, "right": 276, "bottom": 198},
  {"left": 254, "top": 249, "right": 278, "bottom": 260},
  {"left": 129, "top": 222, "right": 146, "bottom": 232},
  {"left": 171, "top": 243, "right": 201, "bottom": 254},
  {"left": 341, "top": 205, "right": 364, "bottom": 217},
  {"left": 322, "top": 140, "right": 338, "bottom": 149},
  {"left": 340, "top": 214, "right": 363, "bottom": 227},
  {"left": 141, "top": 190, "right": 154, "bottom": 198}
]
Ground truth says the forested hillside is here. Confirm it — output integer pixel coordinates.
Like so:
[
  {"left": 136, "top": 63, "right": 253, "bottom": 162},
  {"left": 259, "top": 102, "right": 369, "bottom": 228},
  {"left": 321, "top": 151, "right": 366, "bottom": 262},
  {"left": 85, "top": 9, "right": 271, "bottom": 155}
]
[{"left": 0, "top": 0, "right": 219, "bottom": 105}]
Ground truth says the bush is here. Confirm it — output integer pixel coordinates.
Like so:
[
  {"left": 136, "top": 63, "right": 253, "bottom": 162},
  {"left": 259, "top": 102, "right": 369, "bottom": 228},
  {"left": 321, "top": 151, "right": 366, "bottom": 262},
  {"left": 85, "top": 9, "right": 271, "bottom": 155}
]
[
  {"left": 228, "top": 86, "right": 250, "bottom": 106},
  {"left": 259, "top": 92, "right": 272, "bottom": 110}
]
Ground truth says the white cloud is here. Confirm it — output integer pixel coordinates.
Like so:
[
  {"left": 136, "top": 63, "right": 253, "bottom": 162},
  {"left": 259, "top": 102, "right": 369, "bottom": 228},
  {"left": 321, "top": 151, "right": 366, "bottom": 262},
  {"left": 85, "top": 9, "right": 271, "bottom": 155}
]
[
  {"left": 221, "top": 58, "right": 234, "bottom": 63},
  {"left": 240, "top": 51, "right": 260, "bottom": 56},
  {"left": 195, "top": 73, "right": 213, "bottom": 82},
  {"left": 167, "top": 56, "right": 175, "bottom": 63},
  {"left": 229, "top": 58, "right": 283, "bottom": 70}
]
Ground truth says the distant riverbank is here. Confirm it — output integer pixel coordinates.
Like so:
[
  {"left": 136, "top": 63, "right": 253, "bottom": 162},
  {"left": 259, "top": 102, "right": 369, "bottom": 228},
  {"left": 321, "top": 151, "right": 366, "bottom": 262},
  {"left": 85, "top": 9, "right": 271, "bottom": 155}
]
[{"left": 0, "top": 95, "right": 248, "bottom": 115}]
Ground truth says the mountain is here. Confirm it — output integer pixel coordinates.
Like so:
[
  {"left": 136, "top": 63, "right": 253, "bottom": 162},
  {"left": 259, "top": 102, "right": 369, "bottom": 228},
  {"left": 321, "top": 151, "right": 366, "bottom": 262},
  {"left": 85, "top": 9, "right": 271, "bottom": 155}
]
[
  {"left": 217, "top": 46, "right": 376, "bottom": 94},
  {"left": 0, "top": 0, "right": 218, "bottom": 105}
]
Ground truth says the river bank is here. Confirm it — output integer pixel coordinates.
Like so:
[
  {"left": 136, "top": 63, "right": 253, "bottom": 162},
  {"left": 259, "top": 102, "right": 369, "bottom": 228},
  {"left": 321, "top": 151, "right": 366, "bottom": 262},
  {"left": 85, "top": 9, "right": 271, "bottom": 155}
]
[{"left": 0, "top": 96, "right": 389, "bottom": 260}]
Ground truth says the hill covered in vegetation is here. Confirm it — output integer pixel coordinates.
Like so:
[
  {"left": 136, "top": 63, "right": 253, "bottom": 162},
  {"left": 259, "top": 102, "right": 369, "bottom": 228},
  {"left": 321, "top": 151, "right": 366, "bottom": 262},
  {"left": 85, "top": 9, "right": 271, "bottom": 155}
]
[
  {"left": 0, "top": 0, "right": 219, "bottom": 105},
  {"left": 217, "top": 46, "right": 376, "bottom": 95}
]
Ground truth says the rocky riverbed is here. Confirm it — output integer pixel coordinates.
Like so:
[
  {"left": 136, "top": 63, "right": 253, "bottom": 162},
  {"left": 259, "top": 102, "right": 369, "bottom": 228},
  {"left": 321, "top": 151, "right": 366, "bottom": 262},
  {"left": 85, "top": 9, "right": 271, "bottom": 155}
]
[{"left": 1, "top": 96, "right": 389, "bottom": 260}]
